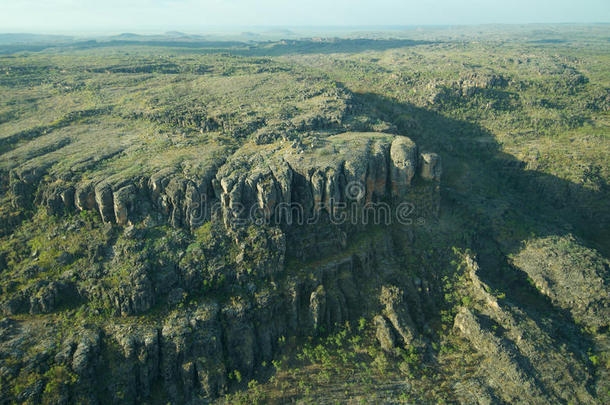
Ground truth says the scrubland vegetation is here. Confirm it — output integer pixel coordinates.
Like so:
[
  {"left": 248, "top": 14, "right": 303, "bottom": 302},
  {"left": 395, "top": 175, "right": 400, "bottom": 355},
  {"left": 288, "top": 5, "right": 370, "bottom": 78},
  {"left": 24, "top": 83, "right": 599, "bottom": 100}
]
[{"left": 0, "top": 25, "right": 608, "bottom": 403}]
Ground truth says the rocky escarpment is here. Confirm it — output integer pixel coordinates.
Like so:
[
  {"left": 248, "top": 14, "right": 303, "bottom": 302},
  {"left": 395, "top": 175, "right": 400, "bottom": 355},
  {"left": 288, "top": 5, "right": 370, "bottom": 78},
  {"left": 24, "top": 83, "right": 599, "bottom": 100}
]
[
  {"left": 214, "top": 133, "right": 440, "bottom": 260},
  {"left": 4, "top": 126, "right": 604, "bottom": 404},
  {"left": 0, "top": 230, "right": 442, "bottom": 404},
  {"left": 3, "top": 132, "right": 442, "bottom": 317},
  {"left": 37, "top": 164, "right": 220, "bottom": 230},
  {"left": 0, "top": 132, "right": 445, "bottom": 403},
  {"left": 18, "top": 132, "right": 441, "bottom": 235}
]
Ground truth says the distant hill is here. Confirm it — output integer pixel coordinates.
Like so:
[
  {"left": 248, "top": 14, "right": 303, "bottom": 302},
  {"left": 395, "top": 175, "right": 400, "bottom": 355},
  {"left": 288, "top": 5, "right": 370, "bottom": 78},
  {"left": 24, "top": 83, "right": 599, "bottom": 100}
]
[
  {"left": 111, "top": 33, "right": 145, "bottom": 40},
  {"left": 164, "top": 31, "right": 188, "bottom": 37}
]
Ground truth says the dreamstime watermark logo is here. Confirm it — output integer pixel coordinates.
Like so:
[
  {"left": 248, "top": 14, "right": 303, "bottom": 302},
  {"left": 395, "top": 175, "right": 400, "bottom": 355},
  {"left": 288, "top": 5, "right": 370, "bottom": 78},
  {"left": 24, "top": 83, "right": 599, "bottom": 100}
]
[
  {"left": 188, "top": 181, "right": 425, "bottom": 227},
  {"left": 345, "top": 180, "right": 366, "bottom": 200}
]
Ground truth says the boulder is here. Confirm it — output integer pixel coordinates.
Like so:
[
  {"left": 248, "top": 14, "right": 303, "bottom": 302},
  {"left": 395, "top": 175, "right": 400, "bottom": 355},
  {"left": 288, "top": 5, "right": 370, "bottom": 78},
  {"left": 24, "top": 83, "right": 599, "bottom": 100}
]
[
  {"left": 390, "top": 136, "right": 418, "bottom": 197},
  {"left": 310, "top": 284, "right": 327, "bottom": 331},
  {"left": 380, "top": 285, "right": 417, "bottom": 346},
  {"left": 374, "top": 315, "right": 396, "bottom": 352},
  {"left": 75, "top": 182, "right": 96, "bottom": 211},
  {"left": 113, "top": 184, "right": 136, "bottom": 225},
  {"left": 94, "top": 182, "right": 114, "bottom": 223},
  {"left": 419, "top": 152, "right": 442, "bottom": 181}
]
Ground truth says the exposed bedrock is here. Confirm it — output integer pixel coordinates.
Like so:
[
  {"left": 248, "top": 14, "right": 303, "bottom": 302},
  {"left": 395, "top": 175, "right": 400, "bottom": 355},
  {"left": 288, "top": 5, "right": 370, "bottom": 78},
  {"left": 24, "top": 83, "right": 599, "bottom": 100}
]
[
  {"left": 0, "top": 133, "right": 443, "bottom": 403},
  {"left": 2, "top": 279, "right": 80, "bottom": 315},
  {"left": 21, "top": 132, "right": 440, "bottom": 232},
  {"left": 1, "top": 235, "right": 443, "bottom": 404},
  {"left": 377, "top": 285, "right": 418, "bottom": 348},
  {"left": 215, "top": 133, "right": 440, "bottom": 230},
  {"left": 453, "top": 254, "right": 597, "bottom": 404},
  {"left": 389, "top": 136, "right": 418, "bottom": 198}
]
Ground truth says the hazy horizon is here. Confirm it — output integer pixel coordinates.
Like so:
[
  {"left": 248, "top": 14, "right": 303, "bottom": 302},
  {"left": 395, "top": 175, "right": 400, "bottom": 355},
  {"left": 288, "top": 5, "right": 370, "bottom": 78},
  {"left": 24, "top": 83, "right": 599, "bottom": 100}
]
[{"left": 1, "top": 0, "right": 609, "bottom": 34}]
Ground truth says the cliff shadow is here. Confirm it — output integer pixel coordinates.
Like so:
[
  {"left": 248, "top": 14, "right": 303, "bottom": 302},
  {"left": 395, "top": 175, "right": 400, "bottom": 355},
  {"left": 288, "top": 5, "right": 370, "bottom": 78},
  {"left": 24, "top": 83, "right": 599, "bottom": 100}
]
[
  {"left": 351, "top": 91, "right": 609, "bottom": 256},
  {"left": 349, "top": 91, "right": 608, "bottom": 358}
]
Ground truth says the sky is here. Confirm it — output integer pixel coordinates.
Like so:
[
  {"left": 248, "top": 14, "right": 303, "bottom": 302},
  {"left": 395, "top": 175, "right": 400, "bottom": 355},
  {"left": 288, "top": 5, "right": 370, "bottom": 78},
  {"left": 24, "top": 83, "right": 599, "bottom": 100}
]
[{"left": 0, "top": 0, "right": 609, "bottom": 33}]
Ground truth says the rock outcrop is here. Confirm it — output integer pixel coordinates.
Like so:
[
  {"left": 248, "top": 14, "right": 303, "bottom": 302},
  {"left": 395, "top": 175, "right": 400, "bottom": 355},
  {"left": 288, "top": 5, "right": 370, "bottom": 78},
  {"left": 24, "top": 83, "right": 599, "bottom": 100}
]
[
  {"left": 1, "top": 234, "right": 432, "bottom": 404},
  {"left": 453, "top": 254, "right": 597, "bottom": 404},
  {"left": 419, "top": 152, "right": 442, "bottom": 182},
  {"left": 1, "top": 132, "right": 443, "bottom": 403},
  {"left": 390, "top": 136, "right": 418, "bottom": 198},
  {"left": 377, "top": 285, "right": 418, "bottom": 348},
  {"left": 2, "top": 280, "right": 79, "bottom": 315},
  {"left": 24, "top": 132, "right": 440, "bottom": 234}
]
